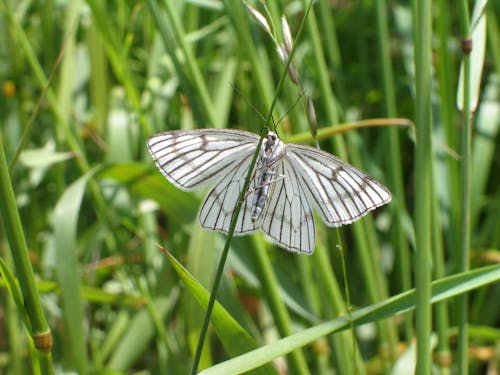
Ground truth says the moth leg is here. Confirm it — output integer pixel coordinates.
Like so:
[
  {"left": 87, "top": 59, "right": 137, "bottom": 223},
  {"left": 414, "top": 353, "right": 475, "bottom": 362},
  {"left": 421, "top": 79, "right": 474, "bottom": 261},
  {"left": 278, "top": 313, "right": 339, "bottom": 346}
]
[{"left": 246, "top": 172, "right": 284, "bottom": 195}]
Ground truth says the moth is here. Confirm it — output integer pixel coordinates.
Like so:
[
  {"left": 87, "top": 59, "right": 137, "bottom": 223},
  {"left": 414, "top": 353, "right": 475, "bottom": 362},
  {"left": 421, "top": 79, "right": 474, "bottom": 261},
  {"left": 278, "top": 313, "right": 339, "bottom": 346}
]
[{"left": 147, "top": 129, "right": 391, "bottom": 254}]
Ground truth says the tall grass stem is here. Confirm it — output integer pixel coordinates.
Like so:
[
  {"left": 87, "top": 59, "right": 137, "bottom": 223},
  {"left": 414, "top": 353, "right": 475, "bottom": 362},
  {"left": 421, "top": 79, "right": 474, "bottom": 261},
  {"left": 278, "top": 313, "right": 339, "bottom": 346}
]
[
  {"left": 457, "top": 0, "right": 472, "bottom": 372},
  {"left": 189, "top": 2, "right": 314, "bottom": 373},
  {"left": 0, "top": 142, "right": 53, "bottom": 375},
  {"left": 413, "top": 0, "right": 433, "bottom": 373}
]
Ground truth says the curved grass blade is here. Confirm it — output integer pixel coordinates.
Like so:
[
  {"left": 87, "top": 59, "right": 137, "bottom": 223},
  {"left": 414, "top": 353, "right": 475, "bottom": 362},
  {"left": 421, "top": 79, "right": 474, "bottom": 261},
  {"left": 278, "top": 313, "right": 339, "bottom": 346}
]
[
  {"left": 160, "top": 245, "right": 278, "bottom": 375},
  {"left": 200, "top": 264, "right": 500, "bottom": 375},
  {"left": 52, "top": 167, "right": 103, "bottom": 374}
]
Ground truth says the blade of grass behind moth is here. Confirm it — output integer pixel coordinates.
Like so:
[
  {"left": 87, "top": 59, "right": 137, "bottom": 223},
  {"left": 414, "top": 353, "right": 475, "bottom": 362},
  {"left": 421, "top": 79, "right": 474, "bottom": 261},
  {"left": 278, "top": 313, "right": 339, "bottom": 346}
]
[{"left": 284, "top": 119, "right": 413, "bottom": 144}]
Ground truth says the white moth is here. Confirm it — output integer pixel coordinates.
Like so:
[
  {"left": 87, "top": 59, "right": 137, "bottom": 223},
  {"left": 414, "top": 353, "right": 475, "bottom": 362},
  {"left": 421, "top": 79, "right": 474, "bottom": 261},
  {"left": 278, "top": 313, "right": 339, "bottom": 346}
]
[{"left": 147, "top": 129, "right": 391, "bottom": 254}]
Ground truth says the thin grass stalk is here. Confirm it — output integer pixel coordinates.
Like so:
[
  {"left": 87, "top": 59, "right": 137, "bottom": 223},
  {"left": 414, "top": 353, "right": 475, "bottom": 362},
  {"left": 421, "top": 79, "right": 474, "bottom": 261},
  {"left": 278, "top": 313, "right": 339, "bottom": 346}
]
[
  {"left": 457, "top": 1, "right": 472, "bottom": 373},
  {"left": 0, "top": 142, "right": 54, "bottom": 375},
  {"left": 6, "top": 40, "right": 66, "bottom": 173},
  {"left": 412, "top": 0, "right": 433, "bottom": 373},
  {"left": 375, "top": 0, "right": 414, "bottom": 346},
  {"left": 337, "top": 237, "right": 355, "bottom": 353},
  {"left": 314, "top": 245, "right": 364, "bottom": 374},
  {"left": 254, "top": 2, "right": 307, "bottom": 134},
  {"left": 297, "top": 258, "right": 320, "bottom": 315},
  {"left": 187, "top": 67, "right": 262, "bottom": 375},
  {"left": 190, "top": 3, "right": 314, "bottom": 372},
  {"left": 351, "top": 218, "right": 398, "bottom": 360}
]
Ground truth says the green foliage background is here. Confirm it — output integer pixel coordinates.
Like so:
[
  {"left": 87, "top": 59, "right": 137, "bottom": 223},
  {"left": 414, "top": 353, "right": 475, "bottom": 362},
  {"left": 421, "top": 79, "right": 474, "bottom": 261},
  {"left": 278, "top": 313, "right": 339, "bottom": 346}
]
[{"left": 0, "top": 1, "right": 499, "bottom": 374}]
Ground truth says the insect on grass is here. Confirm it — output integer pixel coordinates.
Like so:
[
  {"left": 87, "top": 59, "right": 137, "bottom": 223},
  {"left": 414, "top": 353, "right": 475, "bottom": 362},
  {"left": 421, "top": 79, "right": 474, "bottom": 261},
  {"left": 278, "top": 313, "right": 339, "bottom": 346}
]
[{"left": 147, "top": 128, "right": 391, "bottom": 254}]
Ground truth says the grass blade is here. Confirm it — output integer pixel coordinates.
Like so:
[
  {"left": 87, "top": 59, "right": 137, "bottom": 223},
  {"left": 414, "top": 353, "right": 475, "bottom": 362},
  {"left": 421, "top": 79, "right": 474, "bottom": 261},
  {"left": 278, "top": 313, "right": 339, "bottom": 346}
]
[{"left": 200, "top": 264, "right": 500, "bottom": 375}]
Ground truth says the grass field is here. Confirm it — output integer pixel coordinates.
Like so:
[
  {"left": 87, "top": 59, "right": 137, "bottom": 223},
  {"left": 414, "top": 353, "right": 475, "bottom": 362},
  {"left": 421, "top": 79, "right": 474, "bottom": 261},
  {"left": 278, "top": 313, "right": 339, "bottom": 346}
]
[{"left": 0, "top": 1, "right": 499, "bottom": 374}]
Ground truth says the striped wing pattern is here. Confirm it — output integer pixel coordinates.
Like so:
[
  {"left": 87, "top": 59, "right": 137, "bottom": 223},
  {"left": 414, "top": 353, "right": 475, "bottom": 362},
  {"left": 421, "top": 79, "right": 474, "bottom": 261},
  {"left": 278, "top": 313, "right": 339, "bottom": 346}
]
[
  {"left": 260, "top": 158, "right": 315, "bottom": 253},
  {"left": 147, "top": 129, "right": 391, "bottom": 254},
  {"left": 199, "top": 153, "right": 258, "bottom": 234},
  {"left": 147, "top": 129, "right": 259, "bottom": 190},
  {"left": 286, "top": 144, "right": 391, "bottom": 226}
]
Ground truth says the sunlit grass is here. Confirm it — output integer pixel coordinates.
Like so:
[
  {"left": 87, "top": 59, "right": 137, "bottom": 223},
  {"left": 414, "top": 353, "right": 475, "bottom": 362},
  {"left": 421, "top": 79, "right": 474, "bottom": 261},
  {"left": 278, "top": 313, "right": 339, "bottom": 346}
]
[{"left": 0, "top": 1, "right": 499, "bottom": 374}]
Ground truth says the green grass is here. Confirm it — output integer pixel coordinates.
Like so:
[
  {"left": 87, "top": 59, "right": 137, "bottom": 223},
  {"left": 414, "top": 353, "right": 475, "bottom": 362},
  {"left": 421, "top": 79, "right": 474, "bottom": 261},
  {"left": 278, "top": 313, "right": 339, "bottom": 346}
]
[{"left": 0, "top": 1, "right": 499, "bottom": 374}]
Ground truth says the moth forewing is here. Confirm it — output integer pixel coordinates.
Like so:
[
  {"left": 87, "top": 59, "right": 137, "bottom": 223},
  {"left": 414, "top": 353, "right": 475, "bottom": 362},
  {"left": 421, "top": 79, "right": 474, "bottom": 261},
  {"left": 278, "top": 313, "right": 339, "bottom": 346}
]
[{"left": 147, "top": 129, "right": 259, "bottom": 190}]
